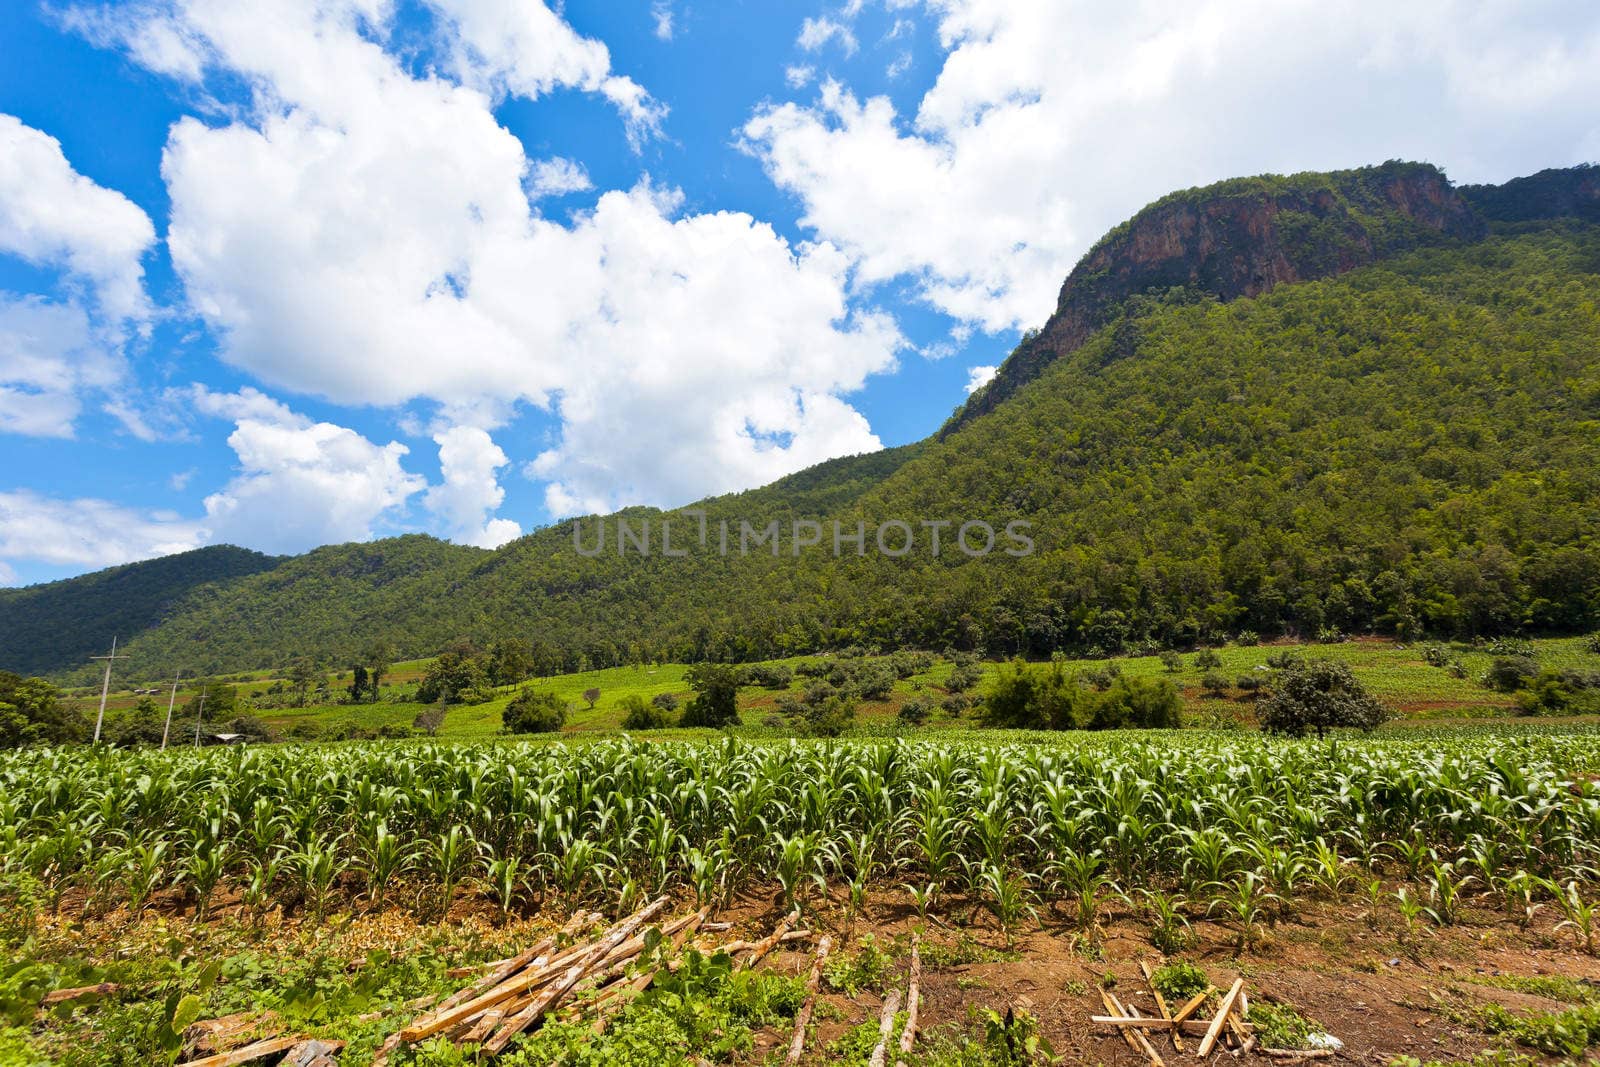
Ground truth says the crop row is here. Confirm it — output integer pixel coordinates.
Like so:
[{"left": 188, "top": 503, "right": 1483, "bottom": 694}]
[{"left": 3, "top": 733, "right": 1599, "bottom": 940}]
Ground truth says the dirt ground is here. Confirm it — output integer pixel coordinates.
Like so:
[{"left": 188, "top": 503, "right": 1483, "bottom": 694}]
[
  {"left": 718, "top": 888, "right": 1597, "bottom": 1065},
  {"left": 28, "top": 882, "right": 1598, "bottom": 1065}
]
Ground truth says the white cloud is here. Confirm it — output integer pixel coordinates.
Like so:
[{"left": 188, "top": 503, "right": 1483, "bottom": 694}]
[
  {"left": 0, "top": 560, "right": 15, "bottom": 586},
  {"left": 785, "top": 64, "right": 816, "bottom": 89},
  {"left": 527, "top": 157, "right": 593, "bottom": 199},
  {"left": 964, "top": 364, "right": 996, "bottom": 394},
  {"left": 169, "top": 468, "right": 196, "bottom": 491},
  {"left": 423, "top": 425, "right": 520, "bottom": 548},
  {"left": 81, "top": 0, "right": 901, "bottom": 522},
  {"left": 0, "top": 294, "right": 120, "bottom": 437},
  {"left": 0, "top": 489, "right": 203, "bottom": 570},
  {"left": 192, "top": 387, "right": 426, "bottom": 553},
  {"left": 0, "top": 113, "right": 155, "bottom": 323},
  {"left": 745, "top": 1, "right": 1600, "bottom": 333},
  {"left": 886, "top": 52, "right": 912, "bottom": 79},
  {"left": 652, "top": 0, "right": 675, "bottom": 41},
  {"left": 423, "top": 0, "right": 666, "bottom": 144},
  {"left": 798, "top": 16, "right": 858, "bottom": 55}
]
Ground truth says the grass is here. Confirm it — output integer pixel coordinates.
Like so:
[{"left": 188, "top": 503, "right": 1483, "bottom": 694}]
[{"left": 82, "top": 635, "right": 1600, "bottom": 740}]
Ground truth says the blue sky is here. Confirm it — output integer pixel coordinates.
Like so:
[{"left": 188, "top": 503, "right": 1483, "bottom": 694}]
[{"left": 2, "top": 0, "right": 1598, "bottom": 586}]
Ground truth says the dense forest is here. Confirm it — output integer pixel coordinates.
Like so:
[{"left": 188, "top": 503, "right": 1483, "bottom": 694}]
[{"left": 6, "top": 169, "right": 1599, "bottom": 681}]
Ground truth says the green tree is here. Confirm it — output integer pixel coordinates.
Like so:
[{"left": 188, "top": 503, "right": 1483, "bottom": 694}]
[
  {"left": 287, "top": 658, "right": 319, "bottom": 708},
  {"left": 502, "top": 690, "right": 567, "bottom": 734},
  {"left": 1258, "top": 660, "right": 1390, "bottom": 737},
  {"left": 680, "top": 663, "right": 741, "bottom": 728},
  {"left": 487, "top": 637, "right": 533, "bottom": 688},
  {"left": 0, "top": 673, "right": 86, "bottom": 747},
  {"left": 362, "top": 639, "right": 394, "bottom": 703}
]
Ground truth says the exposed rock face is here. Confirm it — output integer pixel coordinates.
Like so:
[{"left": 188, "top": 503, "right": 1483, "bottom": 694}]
[{"left": 950, "top": 161, "right": 1488, "bottom": 430}]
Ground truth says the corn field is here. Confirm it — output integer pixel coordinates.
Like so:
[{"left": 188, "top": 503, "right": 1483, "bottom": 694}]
[{"left": 4, "top": 731, "right": 1600, "bottom": 943}]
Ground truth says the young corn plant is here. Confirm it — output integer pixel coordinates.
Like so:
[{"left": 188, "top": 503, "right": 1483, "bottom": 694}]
[
  {"left": 1207, "top": 873, "right": 1280, "bottom": 954},
  {"left": 1541, "top": 878, "right": 1600, "bottom": 954},
  {"left": 976, "top": 862, "right": 1039, "bottom": 949}
]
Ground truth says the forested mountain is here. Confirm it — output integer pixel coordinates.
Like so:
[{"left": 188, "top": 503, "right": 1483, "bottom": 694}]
[
  {"left": 7, "top": 163, "right": 1600, "bottom": 680},
  {"left": 0, "top": 546, "right": 281, "bottom": 675}
]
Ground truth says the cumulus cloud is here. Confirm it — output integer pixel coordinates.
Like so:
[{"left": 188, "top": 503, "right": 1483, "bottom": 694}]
[
  {"left": 424, "top": 425, "right": 521, "bottom": 548},
  {"left": 0, "top": 295, "right": 120, "bottom": 437},
  {"left": 192, "top": 387, "right": 426, "bottom": 553},
  {"left": 964, "top": 364, "right": 996, "bottom": 394},
  {"left": 526, "top": 157, "right": 593, "bottom": 199},
  {"left": 0, "top": 113, "right": 156, "bottom": 323},
  {"left": 73, "top": 0, "right": 900, "bottom": 522},
  {"left": 785, "top": 65, "right": 816, "bottom": 89},
  {"left": 0, "top": 489, "right": 203, "bottom": 570},
  {"left": 798, "top": 16, "right": 857, "bottom": 55},
  {"left": 745, "top": 1, "right": 1600, "bottom": 332}
]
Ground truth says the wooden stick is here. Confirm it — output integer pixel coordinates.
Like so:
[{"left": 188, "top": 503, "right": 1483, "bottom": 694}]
[
  {"left": 433, "top": 910, "right": 594, "bottom": 1014},
  {"left": 40, "top": 982, "right": 119, "bottom": 1006},
  {"left": 482, "top": 895, "right": 672, "bottom": 1055},
  {"left": 282, "top": 1039, "right": 344, "bottom": 1067},
  {"left": 1260, "top": 1051, "right": 1331, "bottom": 1061},
  {"left": 895, "top": 939, "right": 921, "bottom": 1067},
  {"left": 178, "top": 1036, "right": 302, "bottom": 1067},
  {"left": 1107, "top": 993, "right": 1166, "bottom": 1067},
  {"left": 785, "top": 936, "right": 833, "bottom": 1063},
  {"left": 708, "top": 930, "right": 811, "bottom": 956},
  {"left": 1091, "top": 1018, "right": 1253, "bottom": 1036},
  {"left": 590, "top": 906, "right": 711, "bottom": 1034},
  {"left": 866, "top": 988, "right": 903, "bottom": 1067},
  {"left": 400, "top": 905, "right": 659, "bottom": 1042},
  {"left": 1100, "top": 989, "right": 1145, "bottom": 1060},
  {"left": 1172, "top": 987, "right": 1215, "bottom": 1025},
  {"left": 1140, "top": 961, "right": 1183, "bottom": 1052},
  {"left": 740, "top": 909, "right": 802, "bottom": 970},
  {"left": 785, "top": 935, "right": 833, "bottom": 1065},
  {"left": 1198, "top": 979, "right": 1244, "bottom": 1057}
]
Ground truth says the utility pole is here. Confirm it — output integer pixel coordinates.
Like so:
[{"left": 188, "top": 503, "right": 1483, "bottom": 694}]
[
  {"left": 161, "top": 670, "right": 183, "bottom": 750},
  {"left": 90, "top": 636, "right": 127, "bottom": 744},
  {"left": 193, "top": 689, "right": 207, "bottom": 748}
]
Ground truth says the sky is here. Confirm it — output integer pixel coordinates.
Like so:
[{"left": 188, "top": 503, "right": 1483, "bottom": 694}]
[{"left": 1, "top": 0, "right": 1598, "bottom": 586}]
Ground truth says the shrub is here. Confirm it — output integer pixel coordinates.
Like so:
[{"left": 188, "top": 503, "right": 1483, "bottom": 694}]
[
  {"left": 1421, "top": 644, "right": 1453, "bottom": 667},
  {"left": 1316, "top": 627, "right": 1345, "bottom": 644},
  {"left": 854, "top": 663, "right": 896, "bottom": 701},
  {"left": 413, "top": 705, "right": 446, "bottom": 736},
  {"left": 502, "top": 690, "right": 568, "bottom": 734},
  {"left": 1192, "top": 648, "right": 1223, "bottom": 671},
  {"left": 802, "top": 694, "right": 856, "bottom": 737},
  {"left": 897, "top": 694, "right": 936, "bottom": 725},
  {"left": 1586, "top": 633, "right": 1600, "bottom": 655},
  {"left": 620, "top": 694, "right": 669, "bottom": 730},
  {"left": 984, "top": 660, "right": 1180, "bottom": 730},
  {"left": 945, "top": 655, "right": 983, "bottom": 693},
  {"left": 1200, "top": 671, "right": 1230, "bottom": 697},
  {"left": 1159, "top": 650, "right": 1183, "bottom": 673},
  {"left": 1486, "top": 656, "right": 1539, "bottom": 692},
  {"left": 1234, "top": 630, "right": 1260, "bottom": 647},
  {"left": 739, "top": 664, "right": 793, "bottom": 689},
  {"left": 1236, "top": 673, "right": 1264, "bottom": 693},
  {"left": 651, "top": 692, "right": 680, "bottom": 712},
  {"left": 1487, "top": 637, "right": 1536, "bottom": 658},
  {"left": 1258, "top": 660, "right": 1390, "bottom": 737}
]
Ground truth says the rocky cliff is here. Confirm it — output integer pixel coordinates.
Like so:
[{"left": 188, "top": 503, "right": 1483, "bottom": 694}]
[{"left": 951, "top": 161, "right": 1491, "bottom": 430}]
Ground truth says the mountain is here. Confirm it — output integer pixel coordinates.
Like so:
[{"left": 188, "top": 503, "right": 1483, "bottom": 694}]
[
  {"left": 0, "top": 546, "right": 281, "bottom": 676},
  {"left": 6, "top": 162, "right": 1600, "bottom": 679}
]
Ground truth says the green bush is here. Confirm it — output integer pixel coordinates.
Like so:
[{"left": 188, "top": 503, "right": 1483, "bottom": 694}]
[
  {"left": 502, "top": 690, "right": 568, "bottom": 734},
  {"left": 1258, "top": 659, "right": 1390, "bottom": 737},
  {"left": 620, "top": 694, "right": 669, "bottom": 730}
]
